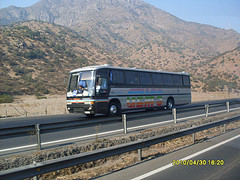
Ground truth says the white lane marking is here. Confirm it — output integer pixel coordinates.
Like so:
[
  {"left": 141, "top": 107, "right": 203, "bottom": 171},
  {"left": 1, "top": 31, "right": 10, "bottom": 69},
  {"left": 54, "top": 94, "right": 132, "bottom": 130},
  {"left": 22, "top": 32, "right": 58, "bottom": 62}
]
[
  {"left": 42, "top": 129, "right": 123, "bottom": 145},
  {"left": 0, "top": 129, "right": 123, "bottom": 153},
  {"left": 131, "top": 134, "right": 240, "bottom": 180},
  {"left": 0, "top": 144, "right": 36, "bottom": 153},
  {"left": 128, "top": 119, "right": 174, "bottom": 130},
  {"left": 173, "top": 113, "right": 204, "bottom": 122},
  {"left": 1, "top": 107, "right": 239, "bottom": 153}
]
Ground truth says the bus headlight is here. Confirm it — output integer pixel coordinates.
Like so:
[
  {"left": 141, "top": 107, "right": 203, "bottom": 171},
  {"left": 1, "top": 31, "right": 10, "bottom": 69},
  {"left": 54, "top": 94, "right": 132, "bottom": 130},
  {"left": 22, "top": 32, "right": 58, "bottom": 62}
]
[{"left": 84, "top": 101, "right": 95, "bottom": 105}]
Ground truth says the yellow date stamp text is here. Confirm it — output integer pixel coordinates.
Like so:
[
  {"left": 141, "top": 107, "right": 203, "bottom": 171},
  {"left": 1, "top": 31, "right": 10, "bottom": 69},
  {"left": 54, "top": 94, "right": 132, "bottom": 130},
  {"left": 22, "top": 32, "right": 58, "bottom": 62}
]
[{"left": 172, "top": 159, "right": 224, "bottom": 166}]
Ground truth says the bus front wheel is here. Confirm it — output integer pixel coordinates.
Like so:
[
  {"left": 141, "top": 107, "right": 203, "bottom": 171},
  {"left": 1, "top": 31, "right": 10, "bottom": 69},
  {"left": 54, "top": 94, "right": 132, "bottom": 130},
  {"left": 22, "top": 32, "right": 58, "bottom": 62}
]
[
  {"left": 108, "top": 101, "right": 121, "bottom": 116},
  {"left": 166, "top": 98, "right": 174, "bottom": 110}
]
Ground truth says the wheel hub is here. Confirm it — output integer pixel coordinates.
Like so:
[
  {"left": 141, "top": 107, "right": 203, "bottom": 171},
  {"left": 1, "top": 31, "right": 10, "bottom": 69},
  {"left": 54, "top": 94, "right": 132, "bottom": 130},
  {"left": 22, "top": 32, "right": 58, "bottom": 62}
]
[
  {"left": 110, "top": 105, "right": 117, "bottom": 114},
  {"left": 168, "top": 102, "right": 173, "bottom": 109}
]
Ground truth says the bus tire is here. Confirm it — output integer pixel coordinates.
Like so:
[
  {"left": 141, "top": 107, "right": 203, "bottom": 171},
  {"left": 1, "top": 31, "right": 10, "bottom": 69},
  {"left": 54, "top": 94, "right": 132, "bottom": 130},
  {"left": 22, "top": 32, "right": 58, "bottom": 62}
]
[
  {"left": 108, "top": 101, "right": 121, "bottom": 116},
  {"left": 166, "top": 98, "right": 174, "bottom": 110}
]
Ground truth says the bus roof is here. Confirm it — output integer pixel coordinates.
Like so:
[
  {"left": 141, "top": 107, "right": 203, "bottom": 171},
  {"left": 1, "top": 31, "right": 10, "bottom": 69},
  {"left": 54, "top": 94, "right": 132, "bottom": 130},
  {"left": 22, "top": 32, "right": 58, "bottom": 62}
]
[{"left": 70, "top": 64, "right": 190, "bottom": 75}]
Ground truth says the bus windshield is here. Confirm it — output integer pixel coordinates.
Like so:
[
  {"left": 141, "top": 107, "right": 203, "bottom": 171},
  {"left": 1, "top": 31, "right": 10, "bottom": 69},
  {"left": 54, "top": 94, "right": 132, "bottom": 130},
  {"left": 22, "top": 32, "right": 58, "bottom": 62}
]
[{"left": 68, "top": 71, "right": 95, "bottom": 97}]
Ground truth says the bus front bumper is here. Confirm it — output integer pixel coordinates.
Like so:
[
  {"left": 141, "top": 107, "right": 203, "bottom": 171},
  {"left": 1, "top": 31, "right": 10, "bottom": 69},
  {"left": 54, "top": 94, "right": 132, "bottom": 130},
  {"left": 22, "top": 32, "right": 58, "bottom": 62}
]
[{"left": 67, "top": 103, "right": 96, "bottom": 114}]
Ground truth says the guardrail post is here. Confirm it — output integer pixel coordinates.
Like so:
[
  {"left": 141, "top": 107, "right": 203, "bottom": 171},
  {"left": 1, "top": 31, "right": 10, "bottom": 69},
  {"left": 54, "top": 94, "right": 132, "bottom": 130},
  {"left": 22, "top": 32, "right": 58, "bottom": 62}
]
[
  {"left": 192, "top": 133, "right": 195, "bottom": 143},
  {"left": 172, "top": 108, "right": 177, "bottom": 124},
  {"left": 35, "top": 124, "right": 41, "bottom": 150},
  {"left": 138, "top": 149, "right": 142, "bottom": 161},
  {"left": 33, "top": 175, "right": 38, "bottom": 180},
  {"left": 223, "top": 124, "right": 226, "bottom": 133},
  {"left": 226, "top": 102, "right": 230, "bottom": 113},
  {"left": 33, "top": 161, "right": 39, "bottom": 180},
  {"left": 122, "top": 114, "right": 127, "bottom": 134},
  {"left": 192, "top": 125, "right": 196, "bottom": 143},
  {"left": 205, "top": 104, "right": 209, "bottom": 117}
]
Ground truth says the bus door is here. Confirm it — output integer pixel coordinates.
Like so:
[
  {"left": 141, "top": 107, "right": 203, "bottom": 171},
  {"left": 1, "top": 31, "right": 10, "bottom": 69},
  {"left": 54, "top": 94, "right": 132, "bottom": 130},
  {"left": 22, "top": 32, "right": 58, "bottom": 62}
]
[{"left": 95, "top": 69, "right": 110, "bottom": 114}]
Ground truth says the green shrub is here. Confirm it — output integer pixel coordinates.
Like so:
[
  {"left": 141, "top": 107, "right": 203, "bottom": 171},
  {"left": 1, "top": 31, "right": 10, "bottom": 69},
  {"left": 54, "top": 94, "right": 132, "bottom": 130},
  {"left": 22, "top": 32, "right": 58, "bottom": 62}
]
[
  {"left": 35, "top": 95, "right": 47, "bottom": 99},
  {"left": 0, "top": 94, "right": 14, "bottom": 103},
  {"left": 23, "top": 49, "right": 45, "bottom": 59}
]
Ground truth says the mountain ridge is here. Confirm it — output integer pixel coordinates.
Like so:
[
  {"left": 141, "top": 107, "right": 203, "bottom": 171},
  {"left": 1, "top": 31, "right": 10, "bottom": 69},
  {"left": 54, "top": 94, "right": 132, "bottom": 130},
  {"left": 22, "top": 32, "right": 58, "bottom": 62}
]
[{"left": 1, "top": 0, "right": 239, "bottom": 55}]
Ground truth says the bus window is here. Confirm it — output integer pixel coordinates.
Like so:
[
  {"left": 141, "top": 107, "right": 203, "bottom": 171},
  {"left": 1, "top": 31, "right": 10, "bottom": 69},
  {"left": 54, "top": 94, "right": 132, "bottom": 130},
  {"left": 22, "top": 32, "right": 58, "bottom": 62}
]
[
  {"left": 96, "top": 77, "right": 108, "bottom": 94},
  {"left": 173, "top": 75, "right": 183, "bottom": 86},
  {"left": 183, "top": 75, "right": 190, "bottom": 86},
  {"left": 139, "top": 72, "right": 152, "bottom": 85},
  {"left": 126, "top": 71, "right": 138, "bottom": 85},
  {"left": 96, "top": 69, "right": 109, "bottom": 94},
  {"left": 110, "top": 70, "right": 124, "bottom": 84},
  {"left": 81, "top": 71, "right": 95, "bottom": 96},
  {"left": 163, "top": 74, "right": 173, "bottom": 86},
  {"left": 68, "top": 73, "right": 79, "bottom": 92},
  {"left": 152, "top": 73, "right": 163, "bottom": 85},
  {"left": 79, "top": 80, "right": 86, "bottom": 88},
  {"left": 67, "top": 71, "right": 95, "bottom": 96}
]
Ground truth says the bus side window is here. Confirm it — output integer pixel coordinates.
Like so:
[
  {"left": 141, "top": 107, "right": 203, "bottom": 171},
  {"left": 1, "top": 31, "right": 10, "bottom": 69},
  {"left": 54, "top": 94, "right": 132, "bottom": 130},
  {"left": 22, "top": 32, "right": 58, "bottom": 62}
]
[
  {"left": 173, "top": 75, "right": 183, "bottom": 86},
  {"left": 96, "top": 77, "right": 108, "bottom": 94},
  {"left": 152, "top": 73, "right": 163, "bottom": 85},
  {"left": 110, "top": 71, "right": 113, "bottom": 84},
  {"left": 163, "top": 74, "right": 173, "bottom": 86},
  {"left": 110, "top": 70, "right": 124, "bottom": 84},
  {"left": 126, "top": 71, "right": 138, "bottom": 85},
  {"left": 139, "top": 72, "right": 152, "bottom": 85},
  {"left": 183, "top": 76, "right": 190, "bottom": 86}
]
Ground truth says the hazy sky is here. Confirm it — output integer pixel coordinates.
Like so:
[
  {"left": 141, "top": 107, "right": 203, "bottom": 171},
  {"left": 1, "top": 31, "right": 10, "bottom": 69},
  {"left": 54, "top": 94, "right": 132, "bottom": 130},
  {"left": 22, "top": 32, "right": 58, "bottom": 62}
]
[
  {"left": 145, "top": 0, "right": 240, "bottom": 33},
  {"left": 1, "top": 0, "right": 240, "bottom": 33}
]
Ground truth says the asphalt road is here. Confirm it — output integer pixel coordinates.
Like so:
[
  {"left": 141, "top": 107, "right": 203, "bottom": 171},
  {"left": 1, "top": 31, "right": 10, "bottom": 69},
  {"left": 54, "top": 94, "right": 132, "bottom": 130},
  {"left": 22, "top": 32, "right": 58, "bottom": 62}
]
[
  {"left": 0, "top": 100, "right": 239, "bottom": 155},
  {"left": 96, "top": 128, "right": 240, "bottom": 180}
]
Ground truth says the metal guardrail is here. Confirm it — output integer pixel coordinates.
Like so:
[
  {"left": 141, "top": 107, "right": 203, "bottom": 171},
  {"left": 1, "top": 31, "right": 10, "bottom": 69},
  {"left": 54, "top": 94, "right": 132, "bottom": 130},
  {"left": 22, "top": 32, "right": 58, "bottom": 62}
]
[
  {"left": 0, "top": 115, "right": 239, "bottom": 179},
  {"left": 0, "top": 99, "right": 239, "bottom": 151}
]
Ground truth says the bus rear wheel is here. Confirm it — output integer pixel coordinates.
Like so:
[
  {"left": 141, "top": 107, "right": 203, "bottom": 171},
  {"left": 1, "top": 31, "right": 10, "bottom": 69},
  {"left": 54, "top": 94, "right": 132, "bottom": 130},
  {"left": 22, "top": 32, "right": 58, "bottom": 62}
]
[
  {"left": 166, "top": 98, "right": 174, "bottom": 110},
  {"left": 108, "top": 101, "right": 121, "bottom": 116}
]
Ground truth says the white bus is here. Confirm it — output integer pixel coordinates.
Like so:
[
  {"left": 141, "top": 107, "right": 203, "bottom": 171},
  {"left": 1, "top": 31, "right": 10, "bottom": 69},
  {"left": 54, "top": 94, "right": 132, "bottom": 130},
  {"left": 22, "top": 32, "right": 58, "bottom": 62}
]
[{"left": 67, "top": 65, "right": 191, "bottom": 117}]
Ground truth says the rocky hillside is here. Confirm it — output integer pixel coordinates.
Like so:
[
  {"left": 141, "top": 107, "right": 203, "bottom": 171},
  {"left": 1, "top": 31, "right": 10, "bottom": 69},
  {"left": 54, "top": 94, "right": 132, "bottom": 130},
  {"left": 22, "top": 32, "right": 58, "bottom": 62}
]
[
  {"left": 192, "top": 46, "right": 240, "bottom": 92},
  {"left": 0, "top": 21, "right": 121, "bottom": 95},
  {"left": 1, "top": 21, "right": 239, "bottom": 95}
]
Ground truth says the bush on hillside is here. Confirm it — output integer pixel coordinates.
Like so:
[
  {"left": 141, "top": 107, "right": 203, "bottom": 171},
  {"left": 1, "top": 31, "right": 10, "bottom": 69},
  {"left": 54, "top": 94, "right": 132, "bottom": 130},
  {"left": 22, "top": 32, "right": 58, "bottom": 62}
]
[{"left": 0, "top": 94, "right": 14, "bottom": 103}]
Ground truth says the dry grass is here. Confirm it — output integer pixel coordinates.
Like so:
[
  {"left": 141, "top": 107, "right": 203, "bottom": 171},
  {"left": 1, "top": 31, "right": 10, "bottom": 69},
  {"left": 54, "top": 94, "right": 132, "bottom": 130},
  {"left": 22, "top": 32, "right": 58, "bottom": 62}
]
[
  {"left": 0, "top": 95, "right": 67, "bottom": 118},
  {"left": 191, "top": 91, "right": 240, "bottom": 102}
]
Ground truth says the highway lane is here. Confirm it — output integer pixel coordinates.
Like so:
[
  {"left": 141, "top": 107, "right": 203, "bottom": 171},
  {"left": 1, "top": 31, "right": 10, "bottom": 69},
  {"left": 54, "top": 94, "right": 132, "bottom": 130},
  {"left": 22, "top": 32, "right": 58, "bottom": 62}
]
[
  {"left": 0, "top": 113, "right": 99, "bottom": 129},
  {"left": 0, "top": 101, "right": 240, "bottom": 128},
  {"left": 96, "top": 128, "right": 240, "bottom": 180},
  {"left": 0, "top": 101, "right": 239, "bottom": 154},
  {"left": 1, "top": 99, "right": 238, "bottom": 128}
]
